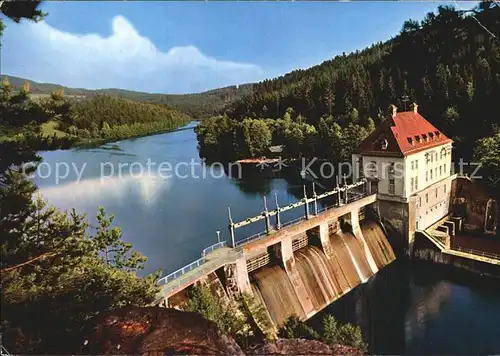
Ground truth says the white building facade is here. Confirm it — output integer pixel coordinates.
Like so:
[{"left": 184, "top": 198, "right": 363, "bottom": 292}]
[{"left": 353, "top": 104, "right": 455, "bottom": 235}]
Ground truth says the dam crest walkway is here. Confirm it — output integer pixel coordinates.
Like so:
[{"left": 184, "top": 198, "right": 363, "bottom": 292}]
[{"left": 155, "top": 179, "right": 375, "bottom": 302}]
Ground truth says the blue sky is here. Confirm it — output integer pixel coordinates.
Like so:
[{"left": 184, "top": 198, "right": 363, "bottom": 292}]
[{"left": 1, "top": 1, "right": 476, "bottom": 94}]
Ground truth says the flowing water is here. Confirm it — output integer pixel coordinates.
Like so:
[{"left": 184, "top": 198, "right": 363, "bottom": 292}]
[
  {"left": 250, "top": 265, "right": 305, "bottom": 324},
  {"left": 310, "top": 261, "right": 500, "bottom": 355},
  {"left": 249, "top": 222, "right": 396, "bottom": 326},
  {"left": 36, "top": 122, "right": 500, "bottom": 353}
]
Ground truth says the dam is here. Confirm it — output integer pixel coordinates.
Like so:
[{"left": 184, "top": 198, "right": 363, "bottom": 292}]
[
  {"left": 152, "top": 107, "right": 500, "bottom": 329},
  {"left": 155, "top": 179, "right": 396, "bottom": 326}
]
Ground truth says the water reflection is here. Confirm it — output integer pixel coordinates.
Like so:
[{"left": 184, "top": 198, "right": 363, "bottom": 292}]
[
  {"left": 38, "top": 173, "right": 170, "bottom": 208},
  {"left": 310, "top": 262, "right": 500, "bottom": 354},
  {"left": 34, "top": 123, "right": 500, "bottom": 354}
]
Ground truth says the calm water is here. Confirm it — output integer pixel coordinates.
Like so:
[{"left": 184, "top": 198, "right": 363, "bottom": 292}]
[
  {"left": 36, "top": 122, "right": 311, "bottom": 276},
  {"left": 36, "top": 122, "right": 500, "bottom": 354},
  {"left": 310, "top": 261, "right": 500, "bottom": 354}
]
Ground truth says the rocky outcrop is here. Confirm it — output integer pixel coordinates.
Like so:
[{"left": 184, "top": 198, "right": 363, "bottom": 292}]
[
  {"left": 76, "top": 307, "right": 244, "bottom": 355},
  {"left": 247, "top": 339, "right": 363, "bottom": 355},
  {"left": 74, "top": 307, "right": 362, "bottom": 355}
]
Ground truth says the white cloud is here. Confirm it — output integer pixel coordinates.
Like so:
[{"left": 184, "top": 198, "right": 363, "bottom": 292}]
[{"left": 1, "top": 15, "right": 265, "bottom": 93}]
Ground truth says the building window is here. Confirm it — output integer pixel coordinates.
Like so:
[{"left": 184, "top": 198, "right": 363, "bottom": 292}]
[
  {"left": 444, "top": 184, "right": 447, "bottom": 193},
  {"left": 415, "top": 176, "right": 418, "bottom": 190},
  {"left": 419, "top": 197, "right": 422, "bottom": 207},
  {"left": 389, "top": 178, "right": 395, "bottom": 195},
  {"left": 426, "top": 171, "right": 428, "bottom": 182},
  {"left": 430, "top": 169, "right": 433, "bottom": 180},
  {"left": 426, "top": 193, "right": 428, "bottom": 203},
  {"left": 435, "top": 152, "right": 438, "bottom": 161},
  {"left": 368, "top": 161, "right": 377, "bottom": 176},
  {"left": 389, "top": 162, "right": 395, "bottom": 175},
  {"left": 411, "top": 161, "right": 414, "bottom": 170},
  {"left": 436, "top": 188, "right": 438, "bottom": 198},
  {"left": 415, "top": 160, "right": 418, "bottom": 169},
  {"left": 410, "top": 177, "right": 414, "bottom": 192},
  {"left": 439, "top": 166, "right": 442, "bottom": 177},
  {"left": 435, "top": 168, "right": 437, "bottom": 179},
  {"left": 444, "top": 164, "right": 447, "bottom": 175}
]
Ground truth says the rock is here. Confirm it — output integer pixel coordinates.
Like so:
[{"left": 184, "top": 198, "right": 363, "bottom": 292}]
[
  {"left": 247, "top": 338, "right": 363, "bottom": 355},
  {"left": 76, "top": 307, "right": 244, "bottom": 355}
]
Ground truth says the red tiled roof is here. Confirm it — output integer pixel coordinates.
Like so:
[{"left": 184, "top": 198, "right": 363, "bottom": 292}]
[{"left": 357, "top": 111, "right": 453, "bottom": 157}]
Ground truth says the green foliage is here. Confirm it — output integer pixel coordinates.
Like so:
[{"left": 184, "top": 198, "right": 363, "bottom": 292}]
[
  {"left": 184, "top": 285, "right": 253, "bottom": 344},
  {"left": 242, "top": 118, "right": 272, "bottom": 157},
  {"left": 473, "top": 130, "right": 500, "bottom": 190},
  {"left": 1, "top": 82, "right": 192, "bottom": 148},
  {"left": 321, "top": 315, "right": 339, "bottom": 344},
  {"left": 226, "top": 2, "right": 500, "bottom": 162},
  {"left": 1, "top": 8, "right": 159, "bottom": 354},
  {"left": 321, "top": 315, "right": 366, "bottom": 351},
  {"left": 0, "top": 90, "right": 160, "bottom": 354},
  {"left": 279, "top": 314, "right": 367, "bottom": 351},
  {"left": 239, "top": 292, "right": 275, "bottom": 340},
  {"left": 196, "top": 110, "right": 368, "bottom": 161},
  {"left": 5, "top": 75, "right": 253, "bottom": 119},
  {"left": 93, "top": 207, "right": 148, "bottom": 270},
  {"left": 0, "top": 81, "right": 75, "bottom": 180},
  {"left": 336, "top": 322, "right": 366, "bottom": 351},
  {"left": 366, "top": 117, "right": 375, "bottom": 133},
  {"left": 195, "top": 115, "right": 236, "bottom": 160},
  {"left": 65, "top": 95, "right": 191, "bottom": 141},
  {"left": 278, "top": 315, "right": 319, "bottom": 340},
  {"left": 0, "top": 1, "right": 46, "bottom": 23},
  {"left": 0, "top": 78, "right": 160, "bottom": 353},
  {"left": 1, "top": 197, "right": 160, "bottom": 353}
]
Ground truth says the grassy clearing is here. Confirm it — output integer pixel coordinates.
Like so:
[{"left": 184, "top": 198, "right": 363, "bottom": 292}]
[{"left": 41, "top": 121, "right": 68, "bottom": 138}]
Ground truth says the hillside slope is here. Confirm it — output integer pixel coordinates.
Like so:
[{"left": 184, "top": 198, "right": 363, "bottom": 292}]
[
  {"left": 228, "top": 3, "right": 499, "bottom": 160},
  {"left": 5, "top": 75, "right": 253, "bottom": 118}
]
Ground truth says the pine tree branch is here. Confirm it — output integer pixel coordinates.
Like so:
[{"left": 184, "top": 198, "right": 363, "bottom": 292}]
[{"left": 1, "top": 251, "right": 58, "bottom": 273}]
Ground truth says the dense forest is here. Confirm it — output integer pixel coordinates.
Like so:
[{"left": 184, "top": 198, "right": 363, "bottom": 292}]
[
  {"left": 196, "top": 110, "right": 372, "bottom": 162},
  {"left": 1, "top": 3, "right": 162, "bottom": 353},
  {"left": 6, "top": 75, "right": 254, "bottom": 118},
  {"left": 62, "top": 95, "right": 191, "bottom": 141},
  {"left": 0, "top": 78, "right": 192, "bottom": 147},
  {"left": 198, "top": 2, "right": 500, "bottom": 182}
]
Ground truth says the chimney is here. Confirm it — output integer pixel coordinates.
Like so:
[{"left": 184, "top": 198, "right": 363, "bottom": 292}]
[
  {"left": 390, "top": 104, "right": 397, "bottom": 118},
  {"left": 411, "top": 102, "right": 418, "bottom": 114}
]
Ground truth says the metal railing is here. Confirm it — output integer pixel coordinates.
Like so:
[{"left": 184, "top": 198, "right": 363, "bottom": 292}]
[
  {"left": 317, "top": 204, "right": 335, "bottom": 214},
  {"left": 202, "top": 241, "right": 227, "bottom": 256},
  {"left": 454, "top": 246, "right": 500, "bottom": 261},
  {"left": 158, "top": 256, "right": 206, "bottom": 286},
  {"left": 280, "top": 215, "right": 306, "bottom": 228},
  {"left": 346, "top": 191, "right": 369, "bottom": 204},
  {"left": 234, "top": 215, "right": 308, "bottom": 247},
  {"left": 157, "top": 180, "right": 371, "bottom": 287},
  {"left": 160, "top": 250, "right": 243, "bottom": 296},
  {"left": 233, "top": 191, "right": 371, "bottom": 248},
  {"left": 235, "top": 230, "right": 267, "bottom": 247}
]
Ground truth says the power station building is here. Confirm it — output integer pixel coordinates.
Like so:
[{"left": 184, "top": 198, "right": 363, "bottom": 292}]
[{"left": 352, "top": 104, "right": 455, "bottom": 254}]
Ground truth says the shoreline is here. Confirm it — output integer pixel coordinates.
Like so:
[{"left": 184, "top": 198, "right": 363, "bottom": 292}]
[{"left": 41, "top": 120, "right": 197, "bottom": 152}]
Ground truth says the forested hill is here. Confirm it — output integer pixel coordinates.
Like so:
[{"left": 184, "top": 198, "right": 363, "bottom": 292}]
[
  {"left": 228, "top": 2, "right": 500, "bottom": 160},
  {"left": 5, "top": 75, "right": 253, "bottom": 118}
]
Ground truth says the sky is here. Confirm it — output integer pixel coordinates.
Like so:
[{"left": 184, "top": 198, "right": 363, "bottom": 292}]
[{"left": 0, "top": 1, "right": 477, "bottom": 94}]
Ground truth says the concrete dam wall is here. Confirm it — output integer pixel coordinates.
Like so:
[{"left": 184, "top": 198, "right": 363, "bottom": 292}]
[
  {"left": 249, "top": 220, "right": 395, "bottom": 326},
  {"left": 161, "top": 194, "right": 396, "bottom": 330}
]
